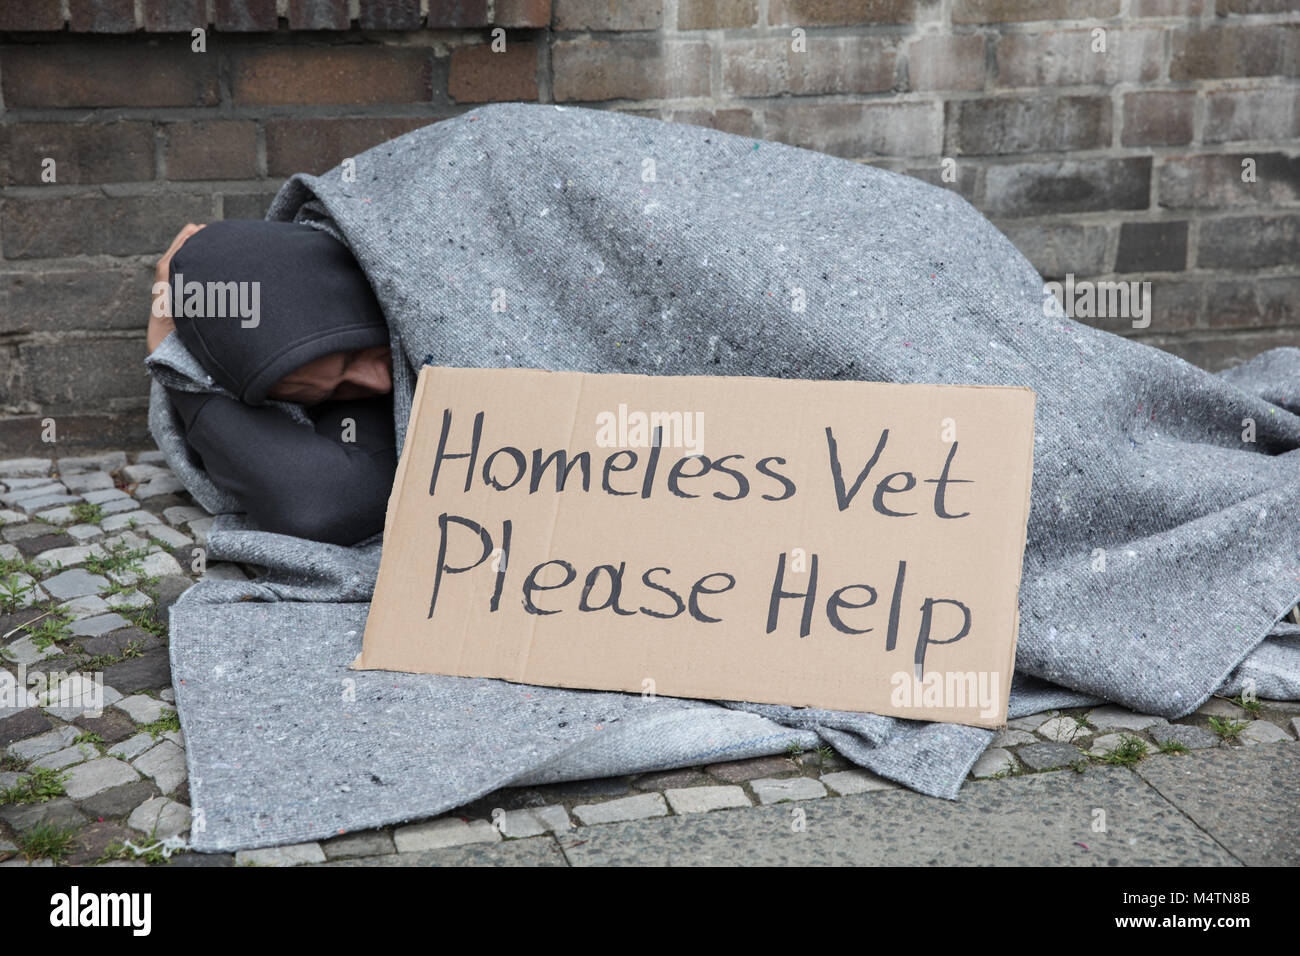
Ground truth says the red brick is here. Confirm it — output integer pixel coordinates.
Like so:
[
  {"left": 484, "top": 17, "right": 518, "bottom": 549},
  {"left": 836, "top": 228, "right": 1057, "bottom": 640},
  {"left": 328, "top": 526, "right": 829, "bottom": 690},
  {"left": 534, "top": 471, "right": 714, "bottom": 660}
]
[
  {"left": 982, "top": 158, "right": 1151, "bottom": 217},
  {"left": 678, "top": 0, "right": 758, "bottom": 29},
  {"left": 0, "top": 1, "right": 63, "bottom": 31},
  {"left": 1218, "top": 0, "right": 1295, "bottom": 12},
  {"left": 449, "top": 42, "right": 540, "bottom": 103},
  {"left": 68, "top": 0, "right": 135, "bottom": 32},
  {"left": 723, "top": 37, "right": 895, "bottom": 97},
  {"left": 1170, "top": 25, "right": 1297, "bottom": 81},
  {"left": 1151, "top": 330, "right": 1299, "bottom": 373},
  {"left": 2, "top": 195, "right": 212, "bottom": 259},
  {"left": 166, "top": 121, "right": 259, "bottom": 180},
  {"left": 997, "top": 30, "right": 1163, "bottom": 87},
  {"left": 1122, "top": 91, "right": 1195, "bottom": 147},
  {"left": 953, "top": 0, "right": 1118, "bottom": 22},
  {"left": 144, "top": 0, "right": 206, "bottom": 31},
  {"left": 996, "top": 223, "right": 1111, "bottom": 278},
  {"left": 669, "top": 109, "right": 758, "bottom": 138},
  {"left": 907, "top": 34, "right": 984, "bottom": 92},
  {"left": 231, "top": 47, "right": 433, "bottom": 106},
  {"left": 766, "top": 102, "right": 941, "bottom": 158},
  {"left": 1159, "top": 153, "right": 1300, "bottom": 209},
  {"left": 214, "top": 0, "right": 278, "bottom": 31},
  {"left": 288, "top": 0, "right": 350, "bottom": 29},
  {"left": 553, "top": 0, "right": 662, "bottom": 30},
  {"left": 494, "top": 0, "right": 552, "bottom": 27},
  {"left": 264, "top": 116, "right": 440, "bottom": 176},
  {"left": 1, "top": 45, "right": 220, "bottom": 108},
  {"left": 19, "top": 340, "right": 154, "bottom": 409},
  {"left": 769, "top": 0, "right": 915, "bottom": 24},
  {"left": 1205, "top": 88, "right": 1300, "bottom": 144},
  {"left": 553, "top": 40, "right": 710, "bottom": 101},
  {"left": 0, "top": 122, "right": 155, "bottom": 186},
  {"left": 954, "top": 97, "right": 1111, "bottom": 155},
  {"left": 359, "top": 0, "right": 422, "bottom": 29},
  {"left": 1, "top": 265, "right": 154, "bottom": 335},
  {"left": 1130, "top": 0, "right": 1204, "bottom": 13},
  {"left": 1198, "top": 214, "right": 1300, "bottom": 269},
  {"left": 426, "top": 0, "right": 489, "bottom": 28},
  {"left": 1205, "top": 278, "right": 1300, "bottom": 330}
]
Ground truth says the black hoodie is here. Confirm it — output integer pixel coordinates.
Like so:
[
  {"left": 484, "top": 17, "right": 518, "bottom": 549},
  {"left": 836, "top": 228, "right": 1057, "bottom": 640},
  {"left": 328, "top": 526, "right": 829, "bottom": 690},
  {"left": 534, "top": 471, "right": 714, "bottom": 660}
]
[{"left": 163, "top": 220, "right": 397, "bottom": 545}]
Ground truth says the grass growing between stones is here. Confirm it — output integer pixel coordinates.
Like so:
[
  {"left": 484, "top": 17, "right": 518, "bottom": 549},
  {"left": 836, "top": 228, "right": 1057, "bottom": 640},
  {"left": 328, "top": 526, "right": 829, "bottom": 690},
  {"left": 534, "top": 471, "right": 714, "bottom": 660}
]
[
  {"left": 1101, "top": 735, "right": 1149, "bottom": 767},
  {"left": 83, "top": 540, "right": 148, "bottom": 578},
  {"left": 21, "top": 607, "right": 73, "bottom": 650},
  {"left": 1209, "top": 716, "right": 1247, "bottom": 741},
  {"left": 99, "top": 837, "right": 169, "bottom": 866},
  {"left": 19, "top": 822, "right": 79, "bottom": 862},
  {"left": 70, "top": 502, "right": 104, "bottom": 525},
  {"left": 1157, "top": 739, "right": 1190, "bottom": 755},
  {"left": 1230, "top": 694, "right": 1263, "bottom": 717},
  {"left": 140, "top": 710, "right": 181, "bottom": 740},
  {"left": 0, "top": 767, "right": 69, "bottom": 805},
  {"left": 0, "top": 573, "right": 36, "bottom": 612}
]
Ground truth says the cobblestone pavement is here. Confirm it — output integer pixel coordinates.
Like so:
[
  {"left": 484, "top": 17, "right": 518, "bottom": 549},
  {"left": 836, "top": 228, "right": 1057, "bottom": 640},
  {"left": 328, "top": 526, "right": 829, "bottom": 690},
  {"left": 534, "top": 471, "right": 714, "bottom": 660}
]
[{"left": 2, "top": 450, "right": 1297, "bottom": 867}]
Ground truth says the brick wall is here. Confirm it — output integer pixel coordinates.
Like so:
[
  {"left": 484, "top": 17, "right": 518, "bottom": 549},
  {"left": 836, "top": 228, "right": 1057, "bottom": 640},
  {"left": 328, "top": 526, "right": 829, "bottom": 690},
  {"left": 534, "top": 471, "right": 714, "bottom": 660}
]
[{"left": 1, "top": 0, "right": 1297, "bottom": 452}]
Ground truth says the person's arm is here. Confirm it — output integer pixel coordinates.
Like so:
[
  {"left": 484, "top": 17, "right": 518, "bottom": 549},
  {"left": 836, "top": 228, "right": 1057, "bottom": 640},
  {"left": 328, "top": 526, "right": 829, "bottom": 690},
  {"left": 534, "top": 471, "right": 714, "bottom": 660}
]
[
  {"left": 149, "top": 223, "right": 206, "bottom": 354},
  {"left": 166, "top": 388, "right": 397, "bottom": 545}
]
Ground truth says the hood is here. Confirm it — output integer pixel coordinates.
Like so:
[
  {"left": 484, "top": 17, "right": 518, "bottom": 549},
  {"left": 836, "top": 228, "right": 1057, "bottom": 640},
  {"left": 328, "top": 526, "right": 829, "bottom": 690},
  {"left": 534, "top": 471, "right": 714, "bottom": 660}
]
[{"left": 168, "top": 219, "right": 389, "bottom": 405}]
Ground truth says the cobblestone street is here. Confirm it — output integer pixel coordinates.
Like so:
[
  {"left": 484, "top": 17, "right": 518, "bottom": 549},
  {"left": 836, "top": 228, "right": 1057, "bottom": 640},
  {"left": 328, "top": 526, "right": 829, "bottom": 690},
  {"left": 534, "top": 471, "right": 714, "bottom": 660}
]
[{"left": 1, "top": 450, "right": 1297, "bottom": 867}]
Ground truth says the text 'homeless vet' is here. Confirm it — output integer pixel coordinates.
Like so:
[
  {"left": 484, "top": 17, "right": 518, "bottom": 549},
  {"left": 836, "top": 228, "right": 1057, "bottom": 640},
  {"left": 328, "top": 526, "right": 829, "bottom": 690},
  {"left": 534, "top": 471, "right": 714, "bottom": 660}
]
[{"left": 424, "top": 409, "right": 975, "bottom": 681}]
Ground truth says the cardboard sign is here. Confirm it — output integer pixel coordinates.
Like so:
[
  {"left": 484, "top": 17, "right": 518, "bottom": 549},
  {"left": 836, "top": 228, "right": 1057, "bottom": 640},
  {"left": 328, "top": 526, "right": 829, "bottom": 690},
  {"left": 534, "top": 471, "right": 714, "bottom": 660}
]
[{"left": 356, "top": 366, "right": 1036, "bottom": 728}]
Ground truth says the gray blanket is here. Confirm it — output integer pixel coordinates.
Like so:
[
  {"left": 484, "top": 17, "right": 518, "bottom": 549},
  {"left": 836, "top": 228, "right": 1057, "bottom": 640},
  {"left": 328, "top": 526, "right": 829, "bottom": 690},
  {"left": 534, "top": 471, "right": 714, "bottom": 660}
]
[{"left": 146, "top": 103, "right": 1300, "bottom": 852}]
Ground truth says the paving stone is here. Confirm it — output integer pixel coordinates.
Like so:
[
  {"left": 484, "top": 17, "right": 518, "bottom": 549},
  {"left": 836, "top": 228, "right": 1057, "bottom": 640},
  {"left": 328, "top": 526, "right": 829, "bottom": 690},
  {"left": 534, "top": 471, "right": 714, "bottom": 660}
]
[
  {"left": 163, "top": 506, "right": 208, "bottom": 527},
  {"left": 6, "top": 725, "right": 78, "bottom": 760},
  {"left": 1037, "top": 715, "right": 1092, "bottom": 742},
  {"left": 34, "top": 506, "right": 79, "bottom": 526},
  {"left": 71, "top": 706, "right": 137, "bottom": 747},
  {"left": 820, "top": 769, "right": 899, "bottom": 795},
  {"left": 394, "top": 817, "right": 502, "bottom": 851},
  {"left": 1088, "top": 733, "right": 1148, "bottom": 757},
  {"left": 706, "top": 754, "right": 799, "bottom": 782},
  {"left": 0, "top": 458, "right": 53, "bottom": 478},
  {"left": 1087, "top": 705, "right": 1169, "bottom": 732},
  {"left": 127, "top": 796, "right": 190, "bottom": 839},
  {"left": 42, "top": 568, "right": 110, "bottom": 600},
  {"left": 66, "top": 820, "right": 137, "bottom": 866},
  {"left": 76, "top": 627, "right": 158, "bottom": 659},
  {"left": 69, "top": 612, "right": 132, "bottom": 637},
  {"left": 187, "top": 518, "right": 214, "bottom": 544},
  {"left": 971, "top": 748, "right": 1017, "bottom": 779},
  {"left": 536, "top": 776, "right": 631, "bottom": 799},
  {"left": 97, "top": 497, "right": 141, "bottom": 518},
  {"left": 1195, "top": 697, "right": 1246, "bottom": 719},
  {"left": 0, "top": 796, "right": 87, "bottom": 833},
  {"left": 20, "top": 495, "right": 82, "bottom": 513},
  {"left": 1018, "top": 742, "right": 1086, "bottom": 771},
  {"left": 202, "top": 562, "right": 248, "bottom": 581},
  {"left": 1005, "top": 712, "right": 1053, "bottom": 731},
  {"left": 1, "top": 483, "right": 62, "bottom": 505},
  {"left": 573, "top": 793, "right": 669, "bottom": 826},
  {"left": 322, "top": 830, "right": 396, "bottom": 859},
  {"left": 140, "top": 524, "right": 194, "bottom": 550},
  {"left": 134, "top": 451, "right": 167, "bottom": 465},
  {"left": 664, "top": 785, "right": 750, "bottom": 814},
  {"left": 131, "top": 740, "right": 186, "bottom": 793},
  {"left": 4, "top": 635, "right": 63, "bottom": 667},
  {"left": 492, "top": 808, "right": 549, "bottom": 839},
  {"left": 108, "top": 732, "right": 157, "bottom": 761},
  {"left": 60, "top": 471, "right": 116, "bottom": 493},
  {"left": 0, "top": 509, "right": 28, "bottom": 526},
  {"left": 100, "top": 510, "right": 161, "bottom": 532},
  {"left": 1150, "top": 723, "right": 1220, "bottom": 750},
  {"left": 159, "top": 689, "right": 175, "bottom": 703},
  {"left": 79, "top": 780, "right": 159, "bottom": 819},
  {"left": 17, "top": 532, "right": 76, "bottom": 558},
  {"left": 0, "top": 707, "right": 53, "bottom": 746},
  {"left": 0, "top": 572, "right": 45, "bottom": 609},
  {"left": 81, "top": 488, "right": 131, "bottom": 506},
  {"left": 114, "top": 695, "right": 174, "bottom": 724},
  {"left": 235, "top": 842, "right": 326, "bottom": 866},
  {"left": 137, "top": 476, "right": 185, "bottom": 499},
  {"left": 64, "top": 757, "right": 139, "bottom": 799},
  {"left": 1239, "top": 720, "right": 1292, "bottom": 745},
  {"left": 168, "top": 851, "right": 234, "bottom": 867},
  {"left": 58, "top": 452, "right": 127, "bottom": 474},
  {"left": 0, "top": 542, "right": 19, "bottom": 560},
  {"left": 31, "top": 742, "right": 98, "bottom": 770},
  {"left": 110, "top": 551, "right": 184, "bottom": 586},
  {"left": 1292, "top": 717, "right": 1300, "bottom": 739},
  {"left": 41, "top": 675, "right": 122, "bottom": 720},
  {"left": 796, "top": 749, "right": 850, "bottom": 772},
  {"left": 101, "top": 650, "right": 172, "bottom": 694},
  {"left": 751, "top": 776, "right": 828, "bottom": 804},
  {"left": 633, "top": 768, "right": 709, "bottom": 790},
  {"left": 3, "top": 522, "right": 56, "bottom": 543},
  {"left": 58, "top": 594, "right": 111, "bottom": 620},
  {"left": 106, "top": 589, "right": 152, "bottom": 611},
  {"left": 123, "top": 464, "right": 169, "bottom": 484},
  {"left": 992, "top": 729, "right": 1038, "bottom": 748},
  {"left": 1256, "top": 698, "right": 1300, "bottom": 714},
  {"left": 65, "top": 524, "right": 104, "bottom": 543}
]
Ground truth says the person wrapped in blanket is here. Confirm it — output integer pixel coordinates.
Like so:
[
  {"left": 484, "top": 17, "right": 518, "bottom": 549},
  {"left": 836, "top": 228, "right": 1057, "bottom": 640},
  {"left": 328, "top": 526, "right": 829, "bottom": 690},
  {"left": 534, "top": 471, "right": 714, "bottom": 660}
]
[{"left": 147, "top": 220, "right": 397, "bottom": 546}]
